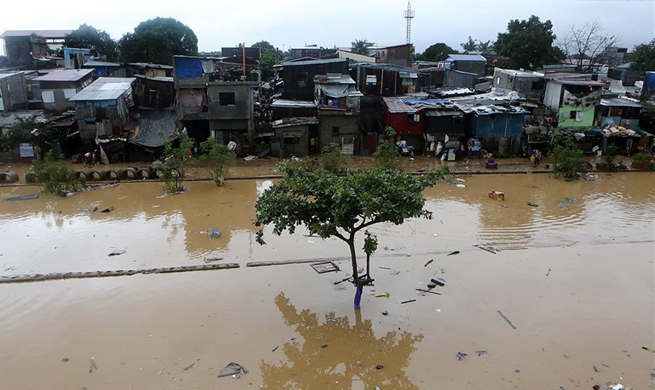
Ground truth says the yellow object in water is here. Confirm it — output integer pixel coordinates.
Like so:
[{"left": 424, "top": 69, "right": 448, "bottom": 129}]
[{"left": 372, "top": 292, "right": 390, "bottom": 298}]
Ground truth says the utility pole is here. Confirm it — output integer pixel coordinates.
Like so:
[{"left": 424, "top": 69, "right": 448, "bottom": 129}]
[{"left": 403, "top": 2, "right": 415, "bottom": 44}]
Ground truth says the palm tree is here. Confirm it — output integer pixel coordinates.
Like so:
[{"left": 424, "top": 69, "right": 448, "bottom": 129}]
[
  {"left": 351, "top": 39, "right": 374, "bottom": 55},
  {"left": 461, "top": 36, "right": 477, "bottom": 52}
]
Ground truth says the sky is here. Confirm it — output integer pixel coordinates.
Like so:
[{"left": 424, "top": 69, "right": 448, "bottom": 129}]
[{"left": 1, "top": 0, "right": 654, "bottom": 55}]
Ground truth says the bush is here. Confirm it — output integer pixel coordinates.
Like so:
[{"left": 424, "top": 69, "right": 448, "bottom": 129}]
[
  {"left": 200, "top": 137, "right": 230, "bottom": 186},
  {"left": 373, "top": 127, "right": 399, "bottom": 170},
  {"left": 31, "top": 148, "right": 83, "bottom": 196},
  {"left": 550, "top": 134, "right": 586, "bottom": 180},
  {"left": 157, "top": 131, "right": 193, "bottom": 193},
  {"left": 320, "top": 142, "right": 348, "bottom": 174},
  {"left": 633, "top": 153, "right": 655, "bottom": 163}
]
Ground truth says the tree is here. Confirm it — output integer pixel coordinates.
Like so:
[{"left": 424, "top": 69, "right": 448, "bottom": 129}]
[
  {"left": 157, "top": 131, "right": 194, "bottom": 193},
  {"left": 559, "top": 20, "right": 619, "bottom": 72},
  {"left": 417, "top": 42, "right": 457, "bottom": 62},
  {"left": 461, "top": 36, "right": 477, "bottom": 52},
  {"left": 252, "top": 40, "right": 276, "bottom": 53},
  {"left": 255, "top": 163, "right": 441, "bottom": 308},
  {"left": 320, "top": 142, "right": 348, "bottom": 174},
  {"left": 495, "top": 15, "right": 559, "bottom": 69},
  {"left": 199, "top": 137, "right": 230, "bottom": 186},
  {"left": 119, "top": 17, "right": 198, "bottom": 64},
  {"left": 351, "top": 39, "right": 374, "bottom": 55},
  {"left": 477, "top": 40, "right": 494, "bottom": 53},
  {"left": 32, "top": 148, "right": 83, "bottom": 197},
  {"left": 550, "top": 134, "right": 587, "bottom": 180},
  {"left": 373, "top": 127, "right": 400, "bottom": 170},
  {"left": 65, "top": 24, "right": 118, "bottom": 61},
  {"left": 630, "top": 39, "right": 655, "bottom": 77}
]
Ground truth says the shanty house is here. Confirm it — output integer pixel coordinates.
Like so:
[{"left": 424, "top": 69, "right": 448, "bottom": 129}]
[
  {"left": 173, "top": 55, "right": 257, "bottom": 147},
  {"left": 83, "top": 61, "right": 126, "bottom": 78},
  {"left": 457, "top": 102, "right": 528, "bottom": 155},
  {"left": 493, "top": 68, "right": 545, "bottom": 101},
  {"left": 543, "top": 79, "right": 603, "bottom": 128},
  {"left": 375, "top": 44, "right": 413, "bottom": 67},
  {"left": 420, "top": 100, "right": 466, "bottom": 140},
  {"left": 596, "top": 97, "right": 642, "bottom": 129},
  {"left": 69, "top": 77, "right": 135, "bottom": 144},
  {"left": 133, "top": 75, "right": 174, "bottom": 109},
  {"left": 382, "top": 97, "right": 425, "bottom": 152},
  {"left": 0, "top": 72, "right": 28, "bottom": 111},
  {"left": 1, "top": 30, "right": 71, "bottom": 67},
  {"left": 279, "top": 58, "right": 349, "bottom": 101},
  {"left": 314, "top": 74, "right": 363, "bottom": 153},
  {"left": 441, "top": 54, "right": 487, "bottom": 76},
  {"left": 351, "top": 63, "right": 428, "bottom": 96},
  {"left": 34, "top": 69, "right": 94, "bottom": 111},
  {"left": 127, "top": 63, "right": 174, "bottom": 78}
]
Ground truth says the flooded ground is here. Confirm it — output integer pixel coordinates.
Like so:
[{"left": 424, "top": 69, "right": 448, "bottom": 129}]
[{"left": 0, "top": 172, "right": 653, "bottom": 389}]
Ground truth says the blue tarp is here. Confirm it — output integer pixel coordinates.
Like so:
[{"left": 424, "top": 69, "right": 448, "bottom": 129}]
[{"left": 174, "top": 57, "right": 203, "bottom": 79}]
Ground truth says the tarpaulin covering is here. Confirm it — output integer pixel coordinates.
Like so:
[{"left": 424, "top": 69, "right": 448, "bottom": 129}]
[
  {"left": 130, "top": 110, "right": 177, "bottom": 148},
  {"left": 319, "top": 84, "right": 350, "bottom": 98},
  {"left": 174, "top": 57, "right": 203, "bottom": 79}
]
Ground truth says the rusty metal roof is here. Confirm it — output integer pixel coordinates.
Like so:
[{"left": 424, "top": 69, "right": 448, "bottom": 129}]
[{"left": 383, "top": 97, "right": 416, "bottom": 114}]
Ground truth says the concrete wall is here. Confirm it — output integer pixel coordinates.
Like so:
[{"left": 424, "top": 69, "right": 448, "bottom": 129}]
[
  {"left": 206, "top": 83, "right": 254, "bottom": 120},
  {"left": 277, "top": 125, "right": 309, "bottom": 157},
  {"left": 318, "top": 113, "right": 359, "bottom": 149},
  {"left": 493, "top": 70, "right": 544, "bottom": 101},
  {"left": 452, "top": 61, "right": 486, "bottom": 76}
]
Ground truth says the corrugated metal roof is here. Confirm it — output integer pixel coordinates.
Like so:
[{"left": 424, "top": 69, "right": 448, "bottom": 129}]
[
  {"left": 447, "top": 54, "right": 487, "bottom": 62},
  {"left": 495, "top": 69, "right": 544, "bottom": 78},
  {"left": 69, "top": 77, "right": 135, "bottom": 101},
  {"left": 272, "top": 117, "right": 318, "bottom": 128},
  {"left": 127, "top": 62, "right": 173, "bottom": 70},
  {"left": 313, "top": 74, "right": 355, "bottom": 84},
  {"left": 0, "top": 72, "right": 22, "bottom": 80},
  {"left": 600, "top": 98, "right": 642, "bottom": 108},
  {"left": 280, "top": 58, "right": 348, "bottom": 67},
  {"left": 83, "top": 60, "right": 121, "bottom": 67},
  {"left": 271, "top": 99, "right": 317, "bottom": 109},
  {"left": 1, "top": 30, "right": 73, "bottom": 38},
  {"left": 552, "top": 79, "right": 604, "bottom": 87},
  {"left": 383, "top": 97, "right": 416, "bottom": 114},
  {"left": 134, "top": 75, "right": 174, "bottom": 83},
  {"left": 33, "top": 69, "right": 93, "bottom": 82}
]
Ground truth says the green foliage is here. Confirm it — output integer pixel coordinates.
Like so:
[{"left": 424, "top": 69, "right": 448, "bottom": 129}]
[
  {"left": 157, "top": 131, "right": 194, "bottom": 193},
  {"left": 604, "top": 144, "right": 619, "bottom": 166},
  {"left": 373, "top": 127, "right": 400, "bottom": 170},
  {"left": 630, "top": 39, "right": 655, "bottom": 76},
  {"left": 632, "top": 153, "right": 654, "bottom": 163},
  {"left": 65, "top": 24, "right": 118, "bottom": 61},
  {"left": 199, "top": 137, "right": 230, "bottom": 186},
  {"left": 258, "top": 48, "right": 282, "bottom": 80},
  {"left": 550, "top": 134, "right": 587, "bottom": 180},
  {"left": 31, "top": 148, "right": 83, "bottom": 197},
  {"left": 495, "top": 15, "right": 559, "bottom": 69},
  {"left": 351, "top": 39, "right": 374, "bottom": 55},
  {"left": 461, "top": 36, "right": 477, "bottom": 52},
  {"left": 418, "top": 42, "right": 457, "bottom": 62},
  {"left": 254, "top": 163, "right": 441, "bottom": 281},
  {"left": 119, "top": 17, "right": 198, "bottom": 64},
  {"left": 320, "top": 142, "right": 348, "bottom": 174},
  {"left": 1, "top": 115, "right": 54, "bottom": 152}
]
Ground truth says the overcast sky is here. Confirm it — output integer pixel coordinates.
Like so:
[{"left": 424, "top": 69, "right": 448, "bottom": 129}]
[{"left": 1, "top": 0, "right": 653, "bottom": 55}]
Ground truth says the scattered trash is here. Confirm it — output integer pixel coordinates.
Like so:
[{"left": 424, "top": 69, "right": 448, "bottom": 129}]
[
  {"left": 108, "top": 250, "right": 126, "bottom": 257},
  {"left": 456, "top": 184, "right": 466, "bottom": 188},
  {"left": 401, "top": 299, "right": 416, "bottom": 304},
  {"left": 333, "top": 276, "right": 352, "bottom": 285},
  {"left": 372, "top": 292, "right": 390, "bottom": 298},
  {"left": 546, "top": 268, "right": 552, "bottom": 276},
  {"left": 456, "top": 352, "right": 467, "bottom": 360},
  {"left": 563, "top": 354, "right": 569, "bottom": 359},
  {"left": 243, "top": 155, "right": 257, "bottom": 162},
  {"left": 488, "top": 191, "right": 505, "bottom": 201},
  {"left": 427, "top": 282, "right": 437, "bottom": 288},
  {"left": 208, "top": 228, "right": 221, "bottom": 238},
  {"left": 447, "top": 251, "right": 460, "bottom": 256},
  {"left": 375, "top": 365, "right": 384, "bottom": 370},
  {"left": 326, "top": 318, "right": 337, "bottom": 323},
  {"left": 310, "top": 261, "right": 339, "bottom": 274},
  {"left": 433, "top": 233, "right": 439, "bottom": 237},
  {"left": 390, "top": 270, "right": 400, "bottom": 275},
  {"left": 527, "top": 202, "right": 539, "bottom": 207},
  {"left": 61, "top": 357, "right": 69, "bottom": 362},
  {"left": 424, "top": 259, "right": 434, "bottom": 267},
  {"left": 379, "top": 266, "right": 392, "bottom": 270},
  {"left": 497, "top": 310, "right": 517, "bottom": 330},
  {"left": 557, "top": 201, "right": 569, "bottom": 210},
  {"left": 601, "top": 364, "right": 609, "bottom": 368},
  {"left": 593, "top": 365, "right": 599, "bottom": 372},
  {"left": 88, "top": 358, "right": 98, "bottom": 373},
  {"left": 642, "top": 346, "right": 655, "bottom": 353},
  {"left": 415, "top": 288, "right": 441, "bottom": 295},
  {"left": 514, "top": 369, "right": 520, "bottom": 373},
  {"left": 474, "top": 244, "right": 500, "bottom": 254},
  {"left": 593, "top": 385, "right": 600, "bottom": 390},
  {"left": 100, "top": 206, "right": 114, "bottom": 213},
  {"left": 356, "top": 361, "right": 363, "bottom": 367},
  {"left": 430, "top": 278, "right": 445, "bottom": 287},
  {"left": 182, "top": 362, "right": 195, "bottom": 371},
  {"left": 321, "top": 344, "right": 328, "bottom": 348},
  {"left": 564, "top": 197, "right": 580, "bottom": 204},
  {"left": 218, "top": 362, "right": 248, "bottom": 378},
  {"left": 272, "top": 346, "right": 278, "bottom": 352},
  {"left": 611, "top": 385, "right": 624, "bottom": 390},
  {"left": 475, "top": 350, "right": 487, "bottom": 356},
  {"left": 3, "top": 194, "right": 39, "bottom": 202},
  {"left": 203, "top": 257, "right": 224, "bottom": 264},
  {"left": 381, "top": 310, "right": 388, "bottom": 316}
]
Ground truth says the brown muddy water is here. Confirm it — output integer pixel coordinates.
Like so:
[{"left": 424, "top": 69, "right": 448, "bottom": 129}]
[{"left": 0, "top": 173, "right": 653, "bottom": 389}]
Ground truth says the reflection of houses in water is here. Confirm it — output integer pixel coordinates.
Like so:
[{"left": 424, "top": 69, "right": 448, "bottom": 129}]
[{"left": 260, "top": 292, "right": 423, "bottom": 390}]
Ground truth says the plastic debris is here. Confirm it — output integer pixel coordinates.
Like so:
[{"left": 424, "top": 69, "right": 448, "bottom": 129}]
[
  {"left": 218, "top": 362, "right": 248, "bottom": 378},
  {"left": 527, "top": 202, "right": 539, "bottom": 207},
  {"left": 209, "top": 229, "right": 221, "bottom": 238},
  {"left": 557, "top": 201, "right": 569, "bottom": 210},
  {"left": 381, "top": 310, "right": 388, "bottom": 316},
  {"left": 424, "top": 259, "right": 434, "bottom": 267},
  {"left": 475, "top": 350, "right": 487, "bottom": 356},
  {"left": 474, "top": 244, "right": 499, "bottom": 254},
  {"left": 497, "top": 310, "right": 517, "bottom": 329},
  {"left": 108, "top": 250, "right": 126, "bottom": 257},
  {"left": 430, "top": 278, "right": 445, "bottom": 287},
  {"left": 203, "top": 257, "right": 224, "bottom": 263},
  {"left": 401, "top": 299, "right": 416, "bottom": 304},
  {"left": 372, "top": 292, "right": 390, "bottom": 298},
  {"left": 447, "top": 251, "right": 460, "bottom": 256},
  {"left": 456, "top": 352, "right": 467, "bottom": 360},
  {"left": 100, "top": 206, "right": 114, "bottom": 213},
  {"left": 243, "top": 155, "right": 257, "bottom": 162},
  {"left": 611, "top": 385, "right": 624, "bottom": 390},
  {"left": 456, "top": 184, "right": 466, "bottom": 188}
]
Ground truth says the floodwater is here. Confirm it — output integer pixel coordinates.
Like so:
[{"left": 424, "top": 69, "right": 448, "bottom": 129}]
[{"left": 0, "top": 172, "right": 654, "bottom": 389}]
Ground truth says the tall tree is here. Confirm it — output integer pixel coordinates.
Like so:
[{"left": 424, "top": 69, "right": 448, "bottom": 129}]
[
  {"left": 351, "top": 39, "right": 374, "bottom": 55},
  {"left": 65, "top": 24, "right": 118, "bottom": 61},
  {"left": 418, "top": 42, "right": 457, "bottom": 62},
  {"left": 630, "top": 39, "right": 655, "bottom": 77},
  {"left": 461, "top": 36, "right": 477, "bottom": 52},
  {"left": 477, "top": 40, "right": 494, "bottom": 53},
  {"left": 252, "top": 40, "right": 277, "bottom": 53},
  {"left": 559, "top": 20, "right": 619, "bottom": 72},
  {"left": 253, "top": 40, "right": 282, "bottom": 79},
  {"left": 495, "top": 15, "right": 559, "bottom": 70},
  {"left": 118, "top": 17, "right": 198, "bottom": 65}
]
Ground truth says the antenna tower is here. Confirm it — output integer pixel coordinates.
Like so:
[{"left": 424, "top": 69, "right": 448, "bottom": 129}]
[{"left": 403, "top": 2, "right": 415, "bottom": 44}]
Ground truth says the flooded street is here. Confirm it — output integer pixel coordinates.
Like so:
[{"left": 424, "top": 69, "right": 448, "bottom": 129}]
[{"left": 0, "top": 172, "right": 653, "bottom": 389}]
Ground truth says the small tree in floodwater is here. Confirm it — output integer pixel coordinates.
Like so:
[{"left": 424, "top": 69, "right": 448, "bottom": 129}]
[
  {"left": 254, "top": 163, "right": 442, "bottom": 309},
  {"left": 199, "top": 137, "right": 230, "bottom": 186},
  {"left": 550, "top": 134, "right": 587, "bottom": 180},
  {"left": 373, "top": 127, "right": 400, "bottom": 170},
  {"left": 157, "top": 131, "right": 194, "bottom": 193},
  {"left": 31, "top": 148, "right": 83, "bottom": 197}
]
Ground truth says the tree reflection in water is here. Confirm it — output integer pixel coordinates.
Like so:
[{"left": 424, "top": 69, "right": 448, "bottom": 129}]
[{"left": 260, "top": 293, "right": 423, "bottom": 390}]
